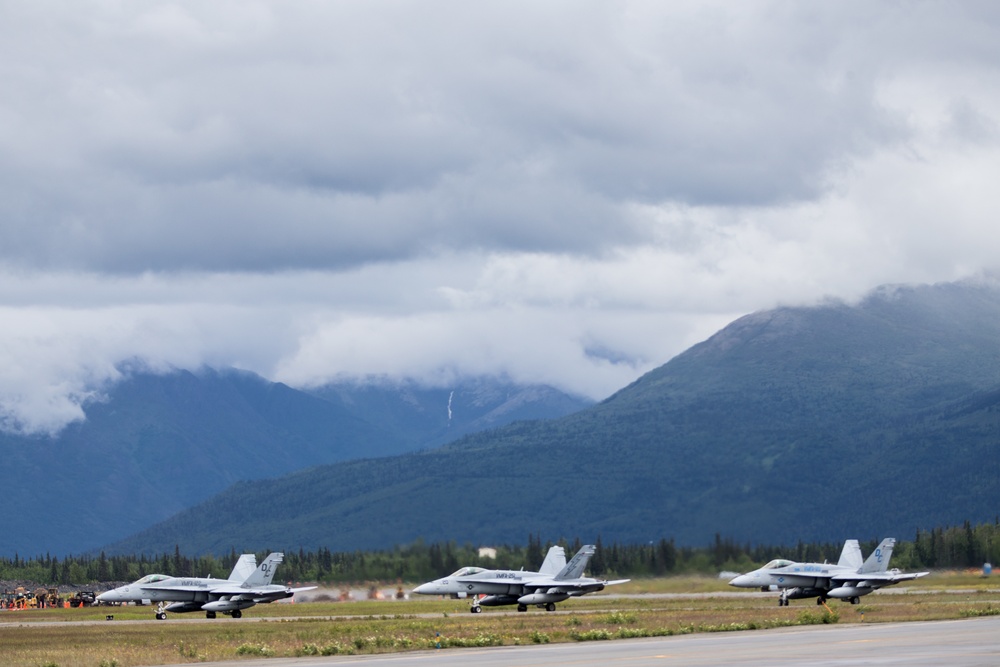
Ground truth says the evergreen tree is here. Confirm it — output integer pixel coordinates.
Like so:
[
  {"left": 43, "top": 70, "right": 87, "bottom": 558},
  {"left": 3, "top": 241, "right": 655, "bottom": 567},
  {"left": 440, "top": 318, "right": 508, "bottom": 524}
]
[
  {"left": 590, "top": 536, "right": 606, "bottom": 575},
  {"left": 525, "top": 534, "right": 543, "bottom": 571},
  {"left": 97, "top": 552, "right": 110, "bottom": 582}
]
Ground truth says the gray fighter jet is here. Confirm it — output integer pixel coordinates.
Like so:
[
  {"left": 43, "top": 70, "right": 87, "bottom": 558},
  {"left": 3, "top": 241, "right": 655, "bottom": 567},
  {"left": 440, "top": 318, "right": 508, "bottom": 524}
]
[
  {"left": 96, "top": 552, "right": 315, "bottom": 619},
  {"left": 728, "top": 538, "right": 928, "bottom": 605},
  {"left": 412, "top": 544, "right": 629, "bottom": 612}
]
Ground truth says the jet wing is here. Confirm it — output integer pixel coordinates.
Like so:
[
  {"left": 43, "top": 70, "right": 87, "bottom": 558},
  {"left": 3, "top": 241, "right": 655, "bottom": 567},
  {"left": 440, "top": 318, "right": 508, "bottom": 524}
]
[
  {"left": 207, "top": 585, "right": 263, "bottom": 596},
  {"left": 206, "top": 584, "right": 316, "bottom": 597},
  {"left": 246, "top": 586, "right": 317, "bottom": 603},
  {"left": 522, "top": 577, "right": 629, "bottom": 593},
  {"left": 831, "top": 571, "right": 929, "bottom": 585}
]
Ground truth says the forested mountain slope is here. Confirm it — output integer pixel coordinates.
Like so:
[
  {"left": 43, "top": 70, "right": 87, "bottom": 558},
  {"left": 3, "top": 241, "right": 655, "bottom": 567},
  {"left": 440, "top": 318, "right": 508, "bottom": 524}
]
[{"left": 105, "top": 280, "right": 1000, "bottom": 555}]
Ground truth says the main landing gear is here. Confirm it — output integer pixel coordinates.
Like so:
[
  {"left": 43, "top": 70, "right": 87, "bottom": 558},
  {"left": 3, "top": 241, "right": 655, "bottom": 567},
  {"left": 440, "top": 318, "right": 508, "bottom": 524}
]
[
  {"left": 515, "top": 602, "right": 558, "bottom": 612},
  {"left": 155, "top": 603, "right": 167, "bottom": 620},
  {"left": 205, "top": 609, "right": 243, "bottom": 618}
]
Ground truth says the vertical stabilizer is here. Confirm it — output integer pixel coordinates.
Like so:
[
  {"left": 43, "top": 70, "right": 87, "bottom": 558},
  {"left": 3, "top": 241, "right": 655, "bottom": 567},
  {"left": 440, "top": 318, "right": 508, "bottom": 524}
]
[
  {"left": 228, "top": 554, "right": 258, "bottom": 582},
  {"left": 837, "top": 540, "right": 863, "bottom": 570},
  {"left": 860, "top": 538, "right": 895, "bottom": 573},
  {"left": 539, "top": 546, "right": 567, "bottom": 576},
  {"left": 242, "top": 552, "right": 284, "bottom": 587},
  {"left": 555, "top": 544, "right": 595, "bottom": 581}
]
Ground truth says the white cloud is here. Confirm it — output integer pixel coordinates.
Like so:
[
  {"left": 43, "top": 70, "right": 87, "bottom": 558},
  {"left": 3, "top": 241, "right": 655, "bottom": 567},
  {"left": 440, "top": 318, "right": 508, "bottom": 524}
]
[{"left": 2, "top": 1, "right": 1000, "bottom": 433}]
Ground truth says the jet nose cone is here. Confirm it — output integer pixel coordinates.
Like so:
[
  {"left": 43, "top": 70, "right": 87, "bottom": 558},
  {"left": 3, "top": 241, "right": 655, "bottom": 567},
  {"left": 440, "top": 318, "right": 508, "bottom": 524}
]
[
  {"left": 728, "top": 574, "right": 751, "bottom": 588},
  {"left": 412, "top": 583, "right": 433, "bottom": 595},
  {"left": 97, "top": 586, "right": 128, "bottom": 602}
]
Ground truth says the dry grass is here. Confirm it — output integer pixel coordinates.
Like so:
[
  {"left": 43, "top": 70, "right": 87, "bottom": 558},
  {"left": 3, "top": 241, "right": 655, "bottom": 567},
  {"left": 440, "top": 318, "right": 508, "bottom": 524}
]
[{"left": 2, "top": 573, "right": 999, "bottom": 667}]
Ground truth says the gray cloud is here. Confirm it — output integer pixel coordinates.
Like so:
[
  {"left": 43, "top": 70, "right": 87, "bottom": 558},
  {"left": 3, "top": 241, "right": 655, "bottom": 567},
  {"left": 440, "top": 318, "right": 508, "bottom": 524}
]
[
  {"left": 1, "top": 1, "right": 1000, "bottom": 434},
  {"left": 0, "top": 1, "right": 928, "bottom": 271}
]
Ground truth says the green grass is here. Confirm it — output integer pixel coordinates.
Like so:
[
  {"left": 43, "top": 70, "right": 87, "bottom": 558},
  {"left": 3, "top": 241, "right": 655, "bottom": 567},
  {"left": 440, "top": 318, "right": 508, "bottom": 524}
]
[{"left": 2, "top": 573, "right": 999, "bottom": 667}]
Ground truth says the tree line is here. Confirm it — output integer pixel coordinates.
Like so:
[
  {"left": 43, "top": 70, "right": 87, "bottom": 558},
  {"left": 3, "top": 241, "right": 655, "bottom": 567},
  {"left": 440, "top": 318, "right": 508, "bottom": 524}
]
[{"left": 2, "top": 520, "right": 997, "bottom": 586}]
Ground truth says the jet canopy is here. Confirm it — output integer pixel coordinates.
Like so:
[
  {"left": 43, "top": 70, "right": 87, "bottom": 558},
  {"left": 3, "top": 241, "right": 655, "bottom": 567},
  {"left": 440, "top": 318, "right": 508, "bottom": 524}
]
[
  {"left": 449, "top": 567, "right": 486, "bottom": 577},
  {"left": 762, "top": 559, "right": 795, "bottom": 570},
  {"left": 133, "top": 574, "right": 171, "bottom": 584}
]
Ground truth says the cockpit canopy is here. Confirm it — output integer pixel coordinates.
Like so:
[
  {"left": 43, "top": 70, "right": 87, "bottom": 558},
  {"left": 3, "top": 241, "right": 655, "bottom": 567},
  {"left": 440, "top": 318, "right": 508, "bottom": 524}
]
[
  {"left": 762, "top": 559, "right": 795, "bottom": 570},
  {"left": 449, "top": 567, "right": 486, "bottom": 577},
  {"left": 134, "top": 574, "right": 171, "bottom": 584}
]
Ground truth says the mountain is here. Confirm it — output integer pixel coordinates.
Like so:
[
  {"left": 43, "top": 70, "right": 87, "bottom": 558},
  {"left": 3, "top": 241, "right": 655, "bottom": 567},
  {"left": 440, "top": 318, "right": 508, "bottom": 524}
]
[
  {"left": 308, "top": 377, "right": 590, "bottom": 450},
  {"left": 0, "top": 370, "right": 591, "bottom": 557},
  {"left": 103, "top": 280, "right": 1000, "bottom": 556}
]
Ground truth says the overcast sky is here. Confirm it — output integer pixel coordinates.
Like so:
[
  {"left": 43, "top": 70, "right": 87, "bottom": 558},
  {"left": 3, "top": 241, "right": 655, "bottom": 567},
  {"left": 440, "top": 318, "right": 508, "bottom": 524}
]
[{"left": 2, "top": 1, "right": 1000, "bottom": 435}]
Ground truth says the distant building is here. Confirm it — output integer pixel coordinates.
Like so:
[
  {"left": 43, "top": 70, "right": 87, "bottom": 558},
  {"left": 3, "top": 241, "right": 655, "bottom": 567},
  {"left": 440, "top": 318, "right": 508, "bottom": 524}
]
[{"left": 478, "top": 547, "right": 497, "bottom": 560}]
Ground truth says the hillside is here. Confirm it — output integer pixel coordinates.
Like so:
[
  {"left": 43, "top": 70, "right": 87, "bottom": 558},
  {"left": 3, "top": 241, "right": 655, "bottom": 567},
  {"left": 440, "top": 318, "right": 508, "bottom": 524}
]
[
  {"left": 104, "top": 280, "right": 1000, "bottom": 555},
  {"left": 308, "top": 377, "right": 590, "bottom": 450},
  {"left": 0, "top": 371, "right": 590, "bottom": 557}
]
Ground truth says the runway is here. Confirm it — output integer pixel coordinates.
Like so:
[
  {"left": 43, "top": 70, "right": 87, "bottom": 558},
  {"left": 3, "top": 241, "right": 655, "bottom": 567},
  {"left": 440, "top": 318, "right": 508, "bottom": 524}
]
[{"left": 178, "top": 615, "right": 1000, "bottom": 667}]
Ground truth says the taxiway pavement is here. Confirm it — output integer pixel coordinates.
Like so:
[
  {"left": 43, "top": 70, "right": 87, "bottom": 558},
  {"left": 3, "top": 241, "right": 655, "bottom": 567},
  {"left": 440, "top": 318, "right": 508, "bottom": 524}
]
[{"left": 174, "top": 615, "right": 1000, "bottom": 667}]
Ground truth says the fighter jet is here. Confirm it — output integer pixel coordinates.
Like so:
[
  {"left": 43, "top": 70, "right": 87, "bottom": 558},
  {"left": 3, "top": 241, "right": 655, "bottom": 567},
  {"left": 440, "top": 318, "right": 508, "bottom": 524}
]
[
  {"left": 728, "top": 538, "right": 928, "bottom": 606},
  {"left": 412, "top": 544, "right": 629, "bottom": 612},
  {"left": 96, "top": 552, "right": 315, "bottom": 619}
]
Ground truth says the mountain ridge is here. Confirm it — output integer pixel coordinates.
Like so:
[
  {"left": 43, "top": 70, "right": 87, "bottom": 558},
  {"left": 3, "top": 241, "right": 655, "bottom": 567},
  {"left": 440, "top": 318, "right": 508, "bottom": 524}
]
[{"left": 103, "top": 279, "right": 1000, "bottom": 555}]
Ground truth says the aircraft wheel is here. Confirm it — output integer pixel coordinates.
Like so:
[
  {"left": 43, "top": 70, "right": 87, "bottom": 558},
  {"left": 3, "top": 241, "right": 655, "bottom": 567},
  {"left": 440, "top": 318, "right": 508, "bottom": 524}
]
[
  {"left": 232, "top": 610, "right": 242, "bottom": 618},
  {"left": 517, "top": 604, "right": 527, "bottom": 612},
  {"left": 545, "top": 603, "right": 556, "bottom": 612},
  {"left": 470, "top": 606, "right": 481, "bottom": 614},
  {"left": 156, "top": 612, "right": 167, "bottom": 620},
  {"left": 206, "top": 611, "right": 216, "bottom": 619},
  {"left": 850, "top": 597, "right": 860, "bottom": 605},
  {"left": 816, "top": 598, "right": 824, "bottom": 606}
]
